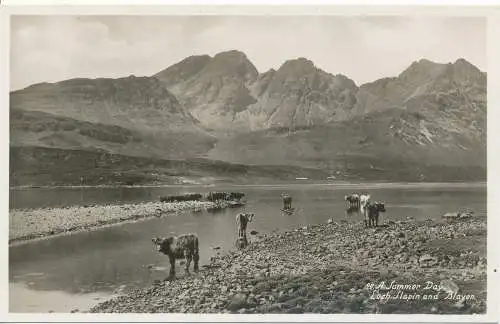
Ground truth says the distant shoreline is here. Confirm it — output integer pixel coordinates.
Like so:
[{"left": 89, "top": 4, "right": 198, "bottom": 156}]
[{"left": 9, "top": 181, "right": 487, "bottom": 191}]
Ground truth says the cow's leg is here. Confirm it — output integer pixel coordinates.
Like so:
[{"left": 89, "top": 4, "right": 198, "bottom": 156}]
[
  {"left": 185, "top": 251, "right": 192, "bottom": 275},
  {"left": 169, "top": 255, "right": 176, "bottom": 278},
  {"left": 193, "top": 250, "right": 199, "bottom": 272},
  {"left": 242, "top": 228, "right": 248, "bottom": 247},
  {"left": 375, "top": 213, "right": 379, "bottom": 227}
]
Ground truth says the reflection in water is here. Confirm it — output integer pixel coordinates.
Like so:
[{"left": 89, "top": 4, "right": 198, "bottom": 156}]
[{"left": 9, "top": 184, "right": 486, "bottom": 312}]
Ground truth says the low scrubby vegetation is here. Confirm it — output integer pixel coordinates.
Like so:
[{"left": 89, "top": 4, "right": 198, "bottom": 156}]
[
  {"left": 160, "top": 193, "right": 203, "bottom": 203},
  {"left": 159, "top": 192, "right": 245, "bottom": 203},
  {"left": 205, "top": 191, "right": 245, "bottom": 202}
]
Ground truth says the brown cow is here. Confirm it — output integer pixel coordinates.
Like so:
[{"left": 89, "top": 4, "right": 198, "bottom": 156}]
[
  {"left": 236, "top": 212, "right": 255, "bottom": 248},
  {"left": 364, "top": 201, "right": 386, "bottom": 227},
  {"left": 152, "top": 233, "right": 199, "bottom": 278},
  {"left": 281, "top": 193, "right": 292, "bottom": 210}
]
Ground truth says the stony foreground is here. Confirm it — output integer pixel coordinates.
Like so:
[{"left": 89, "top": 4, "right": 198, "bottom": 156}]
[
  {"left": 9, "top": 200, "right": 231, "bottom": 244},
  {"left": 91, "top": 217, "right": 487, "bottom": 314}
]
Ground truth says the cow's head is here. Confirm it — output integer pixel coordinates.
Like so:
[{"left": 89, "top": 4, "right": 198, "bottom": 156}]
[
  {"left": 248, "top": 213, "right": 255, "bottom": 222},
  {"left": 151, "top": 236, "right": 174, "bottom": 253},
  {"left": 374, "top": 202, "right": 386, "bottom": 212}
]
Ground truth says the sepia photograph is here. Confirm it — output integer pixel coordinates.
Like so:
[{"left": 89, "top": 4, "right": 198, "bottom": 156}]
[{"left": 3, "top": 4, "right": 497, "bottom": 320}]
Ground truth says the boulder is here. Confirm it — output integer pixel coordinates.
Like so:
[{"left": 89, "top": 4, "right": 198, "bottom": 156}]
[
  {"left": 227, "top": 293, "right": 248, "bottom": 311},
  {"left": 440, "top": 279, "right": 460, "bottom": 295},
  {"left": 419, "top": 254, "right": 439, "bottom": 267}
]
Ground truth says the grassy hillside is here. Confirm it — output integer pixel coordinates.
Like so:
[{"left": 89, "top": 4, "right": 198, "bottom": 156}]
[
  {"left": 10, "top": 109, "right": 216, "bottom": 160},
  {"left": 10, "top": 145, "right": 485, "bottom": 187},
  {"left": 9, "top": 146, "right": 333, "bottom": 187},
  {"left": 207, "top": 108, "right": 486, "bottom": 170}
]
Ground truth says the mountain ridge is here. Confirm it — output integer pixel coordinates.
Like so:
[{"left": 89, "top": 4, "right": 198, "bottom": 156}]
[{"left": 9, "top": 50, "right": 486, "bottom": 185}]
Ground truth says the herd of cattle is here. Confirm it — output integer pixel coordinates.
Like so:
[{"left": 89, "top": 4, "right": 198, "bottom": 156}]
[{"left": 151, "top": 192, "right": 386, "bottom": 278}]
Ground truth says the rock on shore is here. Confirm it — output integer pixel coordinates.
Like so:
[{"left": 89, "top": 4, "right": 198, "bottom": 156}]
[
  {"left": 90, "top": 217, "right": 487, "bottom": 314},
  {"left": 9, "top": 200, "right": 231, "bottom": 244}
]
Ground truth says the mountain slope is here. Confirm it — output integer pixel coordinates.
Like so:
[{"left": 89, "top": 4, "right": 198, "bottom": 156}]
[
  {"left": 155, "top": 55, "right": 212, "bottom": 88},
  {"left": 10, "top": 76, "right": 217, "bottom": 159},
  {"left": 9, "top": 51, "right": 486, "bottom": 185},
  {"left": 154, "top": 50, "right": 259, "bottom": 131},
  {"left": 207, "top": 108, "right": 485, "bottom": 167},
  {"left": 10, "top": 75, "right": 198, "bottom": 133},
  {"left": 205, "top": 56, "right": 486, "bottom": 178},
  {"left": 235, "top": 58, "right": 359, "bottom": 130},
  {"left": 10, "top": 109, "right": 216, "bottom": 159},
  {"left": 155, "top": 54, "right": 359, "bottom": 132},
  {"left": 9, "top": 146, "right": 331, "bottom": 187},
  {"left": 352, "top": 58, "right": 486, "bottom": 117}
]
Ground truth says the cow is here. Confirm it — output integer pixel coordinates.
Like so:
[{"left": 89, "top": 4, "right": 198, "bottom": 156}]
[
  {"left": 359, "top": 193, "right": 371, "bottom": 214},
  {"left": 236, "top": 212, "right": 255, "bottom": 248},
  {"left": 151, "top": 233, "right": 199, "bottom": 278},
  {"left": 364, "top": 201, "right": 386, "bottom": 227},
  {"left": 281, "top": 193, "right": 292, "bottom": 210},
  {"left": 345, "top": 193, "right": 371, "bottom": 215},
  {"left": 344, "top": 193, "right": 360, "bottom": 209}
]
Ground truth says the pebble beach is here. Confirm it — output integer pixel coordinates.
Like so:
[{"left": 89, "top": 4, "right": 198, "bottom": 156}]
[
  {"left": 9, "top": 200, "right": 232, "bottom": 245},
  {"left": 90, "top": 217, "right": 487, "bottom": 314}
]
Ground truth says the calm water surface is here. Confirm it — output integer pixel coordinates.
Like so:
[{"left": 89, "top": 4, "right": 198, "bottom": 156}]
[{"left": 9, "top": 183, "right": 487, "bottom": 312}]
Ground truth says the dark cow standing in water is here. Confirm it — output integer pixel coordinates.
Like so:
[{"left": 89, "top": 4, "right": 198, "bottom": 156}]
[
  {"left": 344, "top": 193, "right": 360, "bottom": 209},
  {"left": 151, "top": 234, "right": 199, "bottom": 278},
  {"left": 364, "top": 201, "right": 386, "bottom": 227},
  {"left": 236, "top": 212, "right": 255, "bottom": 248},
  {"left": 281, "top": 193, "right": 292, "bottom": 210}
]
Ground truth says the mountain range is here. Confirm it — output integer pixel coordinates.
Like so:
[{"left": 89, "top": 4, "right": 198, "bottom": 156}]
[{"left": 9, "top": 50, "right": 487, "bottom": 186}]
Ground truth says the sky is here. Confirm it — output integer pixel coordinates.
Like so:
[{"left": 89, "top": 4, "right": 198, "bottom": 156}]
[{"left": 10, "top": 15, "right": 486, "bottom": 91}]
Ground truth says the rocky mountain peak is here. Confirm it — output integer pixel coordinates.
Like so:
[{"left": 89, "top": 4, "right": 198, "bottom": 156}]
[
  {"left": 450, "top": 58, "right": 484, "bottom": 80},
  {"left": 154, "top": 54, "right": 212, "bottom": 87},
  {"left": 453, "top": 58, "right": 478, "bottom": 69},
  {"left": 278, "top": 57, "right": 317, "bottom": 75},
  {"left": 398, "top": 58, "right": 446, "bottom": 81},
  {"left": 200, "top": 50, "right": 259, "bottom": 83},
  {"left": 213, "top": 49, "right": 248, "bottom": 60}
]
